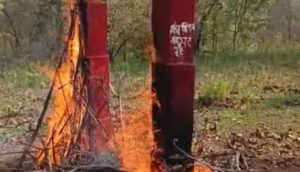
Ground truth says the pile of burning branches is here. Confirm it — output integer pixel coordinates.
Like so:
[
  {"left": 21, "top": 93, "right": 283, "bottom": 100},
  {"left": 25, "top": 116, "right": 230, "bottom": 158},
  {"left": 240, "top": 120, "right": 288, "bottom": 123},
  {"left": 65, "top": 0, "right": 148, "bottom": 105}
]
[
  {"left": 16, "top": 1, "right": 114, "bottom": 170},
  {"left": 15, "top": 1, "right": 156, "bottom": 171}
]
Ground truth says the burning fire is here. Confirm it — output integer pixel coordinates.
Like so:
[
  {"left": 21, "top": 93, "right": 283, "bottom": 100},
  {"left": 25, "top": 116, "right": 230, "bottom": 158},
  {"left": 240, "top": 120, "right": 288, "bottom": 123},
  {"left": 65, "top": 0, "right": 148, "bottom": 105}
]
[
  {"left": 36, "top": 2, "right": 87, "bottom": 166},
  {"left": 36, "top": 1, "right": 212, "bottom": 172},
  {"left": 113, "top": 90, "right": 156, "bottom": 172}
]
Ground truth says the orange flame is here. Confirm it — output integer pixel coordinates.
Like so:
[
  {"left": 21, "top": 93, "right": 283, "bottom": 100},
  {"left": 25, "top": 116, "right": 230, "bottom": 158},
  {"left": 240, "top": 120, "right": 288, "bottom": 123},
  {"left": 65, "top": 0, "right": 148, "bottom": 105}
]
[
  {"left": 113, "top": 90, "right": 155, "bottom": 172},
  {"left": 37, "top": 7, "right": 83, "bottom": 166},
  {"left": 113, "top": 86, "right": 213, "bottom": 171}
]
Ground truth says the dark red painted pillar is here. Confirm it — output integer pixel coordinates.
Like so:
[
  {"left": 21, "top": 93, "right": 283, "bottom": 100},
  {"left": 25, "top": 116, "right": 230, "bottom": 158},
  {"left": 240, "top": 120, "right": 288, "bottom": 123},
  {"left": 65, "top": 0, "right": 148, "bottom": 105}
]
[
  {"left": 152, "top": 0, "right": 196, "bottom": 169},
  {"left": 86, "top": 1, "right": 111, "bottom": 152}
]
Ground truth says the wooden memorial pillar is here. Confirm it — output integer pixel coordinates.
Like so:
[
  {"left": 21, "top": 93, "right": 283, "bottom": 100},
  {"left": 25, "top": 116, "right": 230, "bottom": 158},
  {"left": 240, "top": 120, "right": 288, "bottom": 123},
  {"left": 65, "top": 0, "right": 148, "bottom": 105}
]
[
  {"left": 86, "top": 0, "right": 112, "bottom": 152},
  {"left": 152, "top": 0, "right": 196, "bottom": 169}
]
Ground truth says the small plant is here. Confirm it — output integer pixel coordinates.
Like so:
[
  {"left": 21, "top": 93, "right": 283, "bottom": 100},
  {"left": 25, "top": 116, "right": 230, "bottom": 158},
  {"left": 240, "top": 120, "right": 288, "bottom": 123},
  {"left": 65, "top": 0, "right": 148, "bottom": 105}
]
[{"left": 202, "top": 80, "right": 232, "bottom": 100}]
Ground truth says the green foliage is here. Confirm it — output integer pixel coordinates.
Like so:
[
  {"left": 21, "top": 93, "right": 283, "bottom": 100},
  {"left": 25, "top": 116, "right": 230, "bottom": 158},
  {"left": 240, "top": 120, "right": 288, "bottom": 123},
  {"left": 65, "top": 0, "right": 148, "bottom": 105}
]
[
  {"left": 0, "top": 0, "right": 63, "bottom": 62},
  {"left": 0, "top": 65, "right": 48, "bottom": 88},
  {"left": 1, "top": 0, "right": 299, "bottom": 65},
  {"left": 108, "top": 0, "right": 150, "bottom": 62},
  {"left": 112, "top": 56, "right": 148, "bottom": 76},
  {"left": 0, "top": 0, "right": 3, "bottom": 11},
  {"left": 202, "top": 80, "right": 232, "bottom": 99},
  {"left": 196, "top": 0, "right": 276, "bottom": 54}
]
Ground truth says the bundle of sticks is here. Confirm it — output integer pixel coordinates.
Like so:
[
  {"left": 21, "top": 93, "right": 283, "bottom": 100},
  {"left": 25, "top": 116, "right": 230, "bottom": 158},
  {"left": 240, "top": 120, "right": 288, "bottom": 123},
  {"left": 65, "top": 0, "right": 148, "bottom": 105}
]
[{"left": 17, "top": 0, "right": 112, "bottom": 170}]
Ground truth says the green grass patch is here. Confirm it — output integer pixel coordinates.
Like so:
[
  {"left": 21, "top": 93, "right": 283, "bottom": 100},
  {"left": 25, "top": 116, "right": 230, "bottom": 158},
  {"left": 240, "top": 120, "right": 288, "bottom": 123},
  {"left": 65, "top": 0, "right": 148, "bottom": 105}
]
[
  {"left": 112, "top": 56, "right": 148, "bottom": 76},
  {"left": 195, "top": 48, "right": 300, "bottom": 135},
  {"left": 110, "top": 57, "right": 149, "bottom": 98},
  {"left": 0, "top": 64, "right": 48, "bottom": 89},
  {"left": 212, "top": 104, "right": 300, "bottom": 134},
  {"left": 202, "top": 80, "right": 233, "bottom": 99}
]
